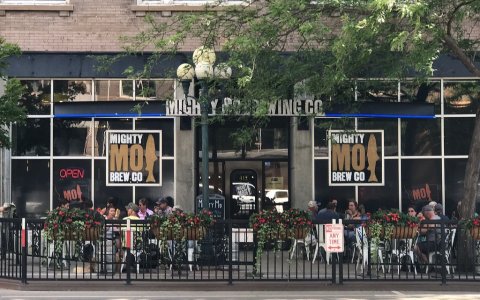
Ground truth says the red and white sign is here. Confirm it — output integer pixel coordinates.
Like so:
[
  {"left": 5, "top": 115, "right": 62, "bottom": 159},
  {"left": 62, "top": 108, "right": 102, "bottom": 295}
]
[{"left": 325, "top": 223, "right": 344, "bottom": 253}]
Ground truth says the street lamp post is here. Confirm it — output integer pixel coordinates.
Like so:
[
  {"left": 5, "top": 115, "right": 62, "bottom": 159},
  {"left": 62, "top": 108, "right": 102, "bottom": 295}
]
[{"left": 177, "top": 47, "right": 231, "bottom": 211}]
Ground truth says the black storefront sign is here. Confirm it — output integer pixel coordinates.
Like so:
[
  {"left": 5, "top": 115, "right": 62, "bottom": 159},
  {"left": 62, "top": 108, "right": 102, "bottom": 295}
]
[
  {"left": 196, "top": 194, "right": 225, "bottom": 220},
  {"left": 328, "top": 130, "right": 384, "bottom": 186}
]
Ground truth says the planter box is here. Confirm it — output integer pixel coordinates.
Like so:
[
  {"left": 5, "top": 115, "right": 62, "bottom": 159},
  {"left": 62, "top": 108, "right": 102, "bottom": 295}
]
[
  {"left": 390, "top": 226, "right": 418, "bottom": 239},
  {"left": 470, "top": 227, "right": 480, "bottom": 241},
  {"left": 152, "top": 226, "right": 206, "bottom": 240},
  {"left": 57, "top": 227, "right": 101, "bottom": 241}
]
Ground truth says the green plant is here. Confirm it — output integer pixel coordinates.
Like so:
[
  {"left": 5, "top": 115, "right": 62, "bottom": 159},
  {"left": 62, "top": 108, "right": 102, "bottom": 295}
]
[
  {"left": 43, "top": 207, "right": 104, "bottom": 256},
  {"left": 461, "top": 215, "right": 480, "bottom": 230},
  {"left": 249, "top": 208, "right": 313, "bottom": 273}
]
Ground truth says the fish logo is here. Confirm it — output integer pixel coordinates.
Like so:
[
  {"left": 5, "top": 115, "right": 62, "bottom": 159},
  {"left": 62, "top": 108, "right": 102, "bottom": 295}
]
[
  {"left": 145, "top": 134, "right": 158, "bottom": 183},
  {"left": 366, "top": 134, "right": 379, "bottom": 182}
]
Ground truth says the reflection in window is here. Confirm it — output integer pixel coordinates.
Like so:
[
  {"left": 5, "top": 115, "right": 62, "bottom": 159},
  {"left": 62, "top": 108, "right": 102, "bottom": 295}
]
[
  {"left": 358, "top": 119, "right": 398, "bottom": 156},
  {"left": 136, "top": 160, "right": 174, "bottom": 205},
  {"left": 135, "top": 119, "right": 174, "bottom": 157},
  {"left": 264, "top": 161, "right": 289, "bottom": 212},
  {"left": 12, "top": 159, "right": 50, "bottom": 218},
  {"left": 12, "top": 118, "right": 50, "bottom": 156},
  {"left": 20, "top": 80, "right": 51, "bottom": 115},
  {"left": 93, "top": 159, "right": 132, "bottom": 210},
  {"left": 444, "top": 117, "right": 474, "bottom": 155},
  {"left": 356, "top": 80, "right": 398, "bottom": 103},
  {"left": 400, "top": 81, "right": 441, "bottom": 114},
  {"left": 401, "top": 159, "right": 441, "bottom": 212},
  {"left": 358, "top": 160, "right": 399, "bottom": 212},
  {"left": 444, "top": 159, "right": 469, "bottom": 218},
  {"left": 94, "top": 80, "right": 134, "bottom": 101},
  {"left": 401, "top": 119, "right": 440, "bottom": 156},
  {"left": 314, "top": 118, "right": 354, "bottom": 157},
  {"left": 53, "top": 80, "right": 93, "bottom": 102},
  {"left": 53, "top": 119, "right": 93, "bottom": 156},
  {"left": 135, "top": 80, "right": 174, "bottom": 101},
  {"left": 314, "top": 160, "right": 355, "bottom": 213},
  {"left": 444, "top": 81, "right": 480, "bottom": 114},
  {"left": 94, "top": 119, "right": 132, "bottom": 157}
]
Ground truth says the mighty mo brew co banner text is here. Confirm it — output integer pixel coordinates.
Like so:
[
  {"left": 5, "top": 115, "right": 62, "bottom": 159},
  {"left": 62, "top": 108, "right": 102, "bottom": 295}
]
[
  {"left": 106, "top": 130, "right": 162, "bottom": 186},
  {"left": 328, "top": 130, "right": 384, "bottom": 186}
]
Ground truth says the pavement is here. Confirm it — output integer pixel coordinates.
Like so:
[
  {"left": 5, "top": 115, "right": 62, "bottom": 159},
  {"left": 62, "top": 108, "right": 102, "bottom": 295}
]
[{"left": 2, "top": 279, "right": 480, "bottom": 292}]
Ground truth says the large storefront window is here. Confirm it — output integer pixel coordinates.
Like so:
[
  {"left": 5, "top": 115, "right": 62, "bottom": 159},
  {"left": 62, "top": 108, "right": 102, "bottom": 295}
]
[
  {"left": 12, "top": 118, "right": 50, "bottom": 156},
  {"left": 94, "top": 159, "right": 132, "bottom": 209},
  {"left": 53, "top": 119, "right": 93, "bottom": 156},
  {"left": 356, "top": 80, "right": 398, "bottom": 103},
  {"left": 94, "top": 80, "right": 134, "bottom": 101},
  {"left": 401, "top": 119, "right": 441, "bottom": 156},
  {"left": 358, "top": 119, "right": 398, "bottom": 156},
  {"left": 444, "top": 81, "right": 480, "bottom": 114},
  {"left": 400, "top": 81, "right": 441, "bottom": 114},
  {"left": 401, "top": 159, "right": 442, "bottom": 213},
  {"left": 53, "top": 80, "right": 94, "bottom": 102},
  {"left": 136, "top": 160, "right": 174, "bottom": 205},
  {"left": 12, "top": 159, "right": 50, "bottom": 218},
  {"left": 444, "top": 159, "right": 468, "bottom": 218},
  {"left": 444, "top": 117, "right": 475, "bottom": 156},
  {"left": 95, "top": 119, "right": 133, "bottom": 157},
  {"left": 135, "top": 118, "right": 174, "bottom": 157},
  {"left": 53, "top": 159, "right": 91, "bottom": 209},
  {"left": 313, "top": 118, "right": 355, "bottom": 157},
  {"left": 20, "top": 80, "right": 51, "bottom": 115}
]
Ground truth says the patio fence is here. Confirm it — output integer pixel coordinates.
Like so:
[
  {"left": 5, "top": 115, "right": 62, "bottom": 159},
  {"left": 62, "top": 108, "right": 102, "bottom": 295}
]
[{"left": 0, "top": 218, "right": 479, "bottom": 284}]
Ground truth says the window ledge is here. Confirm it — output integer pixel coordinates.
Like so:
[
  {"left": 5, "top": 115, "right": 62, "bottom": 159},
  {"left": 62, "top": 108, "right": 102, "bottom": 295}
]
[
  {"left": 0, "top": 4, "right": 73, "bottom": 16},
  {"left": 130, "top": 4, "right": 229, "bottom": 16}
]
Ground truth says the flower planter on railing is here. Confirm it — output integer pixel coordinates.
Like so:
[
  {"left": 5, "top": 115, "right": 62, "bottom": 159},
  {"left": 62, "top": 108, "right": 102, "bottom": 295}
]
[
  {"left": 57, "top": 227, "right": 101, "bottom": 241},
  {"left": 470, "top": 227, "right": 480, "bottom": 240},
  {"left": 390, "top": 226, "right": 418, "bottom": 239}
]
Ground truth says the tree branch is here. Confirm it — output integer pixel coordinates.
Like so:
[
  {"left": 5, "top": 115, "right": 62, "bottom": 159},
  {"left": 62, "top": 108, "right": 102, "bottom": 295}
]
[{"left": 443, "top": 34, "right": 480, "bottom": 76}]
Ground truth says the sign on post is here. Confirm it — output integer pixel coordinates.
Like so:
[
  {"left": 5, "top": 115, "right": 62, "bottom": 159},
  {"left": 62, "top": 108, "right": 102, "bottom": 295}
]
[{"left": 325, "top": 221, "right": 344, "bottom": 253}]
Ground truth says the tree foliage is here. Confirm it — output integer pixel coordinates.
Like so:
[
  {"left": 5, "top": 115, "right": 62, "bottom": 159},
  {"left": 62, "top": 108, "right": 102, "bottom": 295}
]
[
  {"left": 0, "top": 37, "right": 26, "bottom": 148},
  {"left": 123, "top": 0, "right": 480, "bottom": 216}
]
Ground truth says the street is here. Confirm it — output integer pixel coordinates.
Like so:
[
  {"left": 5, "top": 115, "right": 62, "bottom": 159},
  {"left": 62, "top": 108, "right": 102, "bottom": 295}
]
[{"left": 0, "top": 290, "right": 479, "bottom": 300}]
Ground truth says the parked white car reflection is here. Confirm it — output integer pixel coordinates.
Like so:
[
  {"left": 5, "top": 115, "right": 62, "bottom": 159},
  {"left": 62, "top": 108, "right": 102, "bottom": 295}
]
[
  {"left": 265, "top": 189, "right": 288, "bottom": 204},
  {"left": 232, "top": 182, "right": 256, "bottom": 204}
]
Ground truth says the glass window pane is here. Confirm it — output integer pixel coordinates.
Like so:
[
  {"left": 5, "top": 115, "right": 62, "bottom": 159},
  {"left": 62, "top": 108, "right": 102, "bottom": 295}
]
[
  {"left": 53, "top": 119, "right": 93, "bottom": 156},
  {"left": 20, "top": 80, "right": 51, "bottom": 115},
  {"left": 444, "top": 81, "right": 480, "bottom": 114},
  {"left": 135, "top": 118, "right": 174, "bottom": 157},
  {"left": 264, "top": 161, "right": 289, "bottom": 212},
  {"left": 401, "top": 159, "right": 442, "bottom": 213},
  {"left": 53, "top": 80, "right": 93, "bottom": 102},
  {"left": 358, "top": 119, "right": 398, "bottom": 156},
  {"left": 52, "top": 159, "right": 91, "bottom": 209},
  {"left": 12, "top": 159, "right": 50, "bottom": 218},
  {"left": 136, "top": 160, "right": 175, "bottom": 206},
  {"left": 400, "top": 81, "right": 441, "bottom": 114},
  {"left": 12, "top": 118, "right": 50, "bottom": 156},
  {"left": 94, "top": 80, "right": 134, "bottom": 101},
  {"left": 401, "top": 119, "right": 441, "bottom": 156},
  {"left": 314, "top": 118, "right": 354, "bottom": 157},
  {"left": 135, "top": 80, "right": 174, "bottom": 101},
  {"left": 94, "top": 119, "right": 133, "bottom": 157},
  {"left": 356, "top": 80, "right": 398, "bottom": 103},
  {"left": 93, "top": 159, "right": 132, "bottom": 210},
  {"left": 358, "top": 159, "right": 398, "bottom": 212},
  {"left": 314, "top": 159, "right": 355, "bottom": 213},
  {"left": 444, "top": 117, "right": 475, "bottom": 155},
  {"left": 444, "top": 159, "right": 468, "bottom": 219}
]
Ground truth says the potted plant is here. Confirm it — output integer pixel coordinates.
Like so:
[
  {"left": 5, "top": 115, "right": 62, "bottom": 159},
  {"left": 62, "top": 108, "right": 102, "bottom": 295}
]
[
  {"left": 367, "top": 210, "right": 419, "bottom": 240},
  {"left": 44, "top": 207, "right": 104, "bottom": 255},
  {"left": 249, "top": 208, "right": 313, "bottom": 271},
  {"left": 461, "top": 215, "right": 480, "bottom": 240},
  {"left": 149, "top": 209, "right": 215, "bottom": 241}
]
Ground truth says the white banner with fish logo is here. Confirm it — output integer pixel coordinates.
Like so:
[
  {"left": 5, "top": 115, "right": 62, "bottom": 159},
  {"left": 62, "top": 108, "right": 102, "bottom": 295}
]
[
  {"left": 328, "top": 130, "right": 384, "bottom": 186},
  {"left": 106, "top": 130, "right": 162, "bottom": 186}
]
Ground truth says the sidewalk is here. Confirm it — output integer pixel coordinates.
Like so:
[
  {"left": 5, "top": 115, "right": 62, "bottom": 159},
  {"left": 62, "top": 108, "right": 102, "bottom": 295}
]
[{"left": 2, "top": 279, "right": 480, "bottom": 292}]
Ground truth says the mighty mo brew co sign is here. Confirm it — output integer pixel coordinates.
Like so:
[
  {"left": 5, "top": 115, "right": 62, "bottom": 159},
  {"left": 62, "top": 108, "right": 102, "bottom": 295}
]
[
  {"left": 106, "top": 130, "right": 162, "bottom": 186},
  {"left": 328, "top": 130, "right": 384, "bottom": 186}
]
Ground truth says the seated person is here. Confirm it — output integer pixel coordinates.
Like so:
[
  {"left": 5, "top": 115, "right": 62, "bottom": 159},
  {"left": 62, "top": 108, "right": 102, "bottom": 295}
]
[{"left": 414, "top": 205, "right": 440, "bottom": 266}]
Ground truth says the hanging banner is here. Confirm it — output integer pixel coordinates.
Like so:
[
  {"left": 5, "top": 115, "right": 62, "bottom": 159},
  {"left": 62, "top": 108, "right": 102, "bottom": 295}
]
[
  {"left": 328, "top": 130, "right": 384, "bottom": 186},
  {"left": 106, "top": 130, "right": 162, "bottom": 186}
]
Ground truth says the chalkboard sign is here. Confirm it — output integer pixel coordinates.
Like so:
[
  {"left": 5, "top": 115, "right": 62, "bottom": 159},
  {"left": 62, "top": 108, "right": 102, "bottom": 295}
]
[{"left": 196, "top": 194, "right": 225, "bottom": 220}]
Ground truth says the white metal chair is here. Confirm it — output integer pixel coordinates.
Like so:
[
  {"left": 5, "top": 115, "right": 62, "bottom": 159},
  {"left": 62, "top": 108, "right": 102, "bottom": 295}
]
[
  {"left": 388, "top": 237, "right": 417, "bottom": 275},
  {"left": 426, "top": 228, "right": 456, "bottom": 275},
  {"left": 311, "top": 224, "right": 334, "bottom": 264},
  {"left": 354, "top": 226, "right": 385, "bottom": 273}
]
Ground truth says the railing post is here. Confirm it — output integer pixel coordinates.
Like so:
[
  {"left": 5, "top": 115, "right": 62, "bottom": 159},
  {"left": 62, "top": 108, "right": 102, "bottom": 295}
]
[
  {"left": 440, "top": 219, "right": 447, "bottom": 285},
  {"left": 331, "top": 219, "right": 336, "bottom": 284},
  {"left": 21, "top": 218, "right": 27, "bottom": 284},
  {"left": 228, "top": 219, "right": 233, "bottom": 285},
  {"left": 338, "top": 219, "right": 343, "bottom": 285},
  {"left": 125, "top": 219, "right": 131, "bottom": 285}
]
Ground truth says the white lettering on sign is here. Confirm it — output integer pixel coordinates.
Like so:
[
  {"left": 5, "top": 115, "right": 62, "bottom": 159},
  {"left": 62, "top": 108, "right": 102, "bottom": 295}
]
[{"left": 325, "top": 223, "right": 344, "bottom": 253}]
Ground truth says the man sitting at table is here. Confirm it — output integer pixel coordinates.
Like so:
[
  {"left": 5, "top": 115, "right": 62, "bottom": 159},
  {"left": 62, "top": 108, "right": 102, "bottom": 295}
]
[{"left": 414, "top": 205, "right": 441, "bottom": 268}]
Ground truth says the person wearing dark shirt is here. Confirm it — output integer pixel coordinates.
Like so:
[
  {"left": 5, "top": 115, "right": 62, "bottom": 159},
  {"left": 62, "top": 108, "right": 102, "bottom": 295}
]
[
  {"left": 317, "top": 202, "right": 340, "bottom": 222},
  {"left": 434, "top": 203, "right": 449, "bottom": 222}
]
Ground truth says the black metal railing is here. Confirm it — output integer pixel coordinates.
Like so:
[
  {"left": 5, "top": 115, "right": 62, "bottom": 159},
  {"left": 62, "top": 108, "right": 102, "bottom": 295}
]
[{"left": 1, "top": 218, "right": 479, "bottom": 283}]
